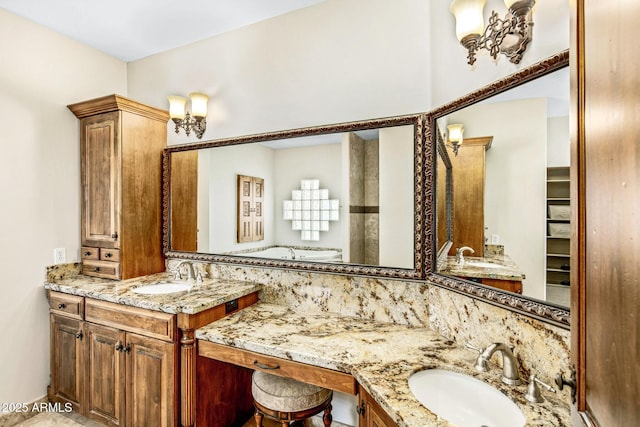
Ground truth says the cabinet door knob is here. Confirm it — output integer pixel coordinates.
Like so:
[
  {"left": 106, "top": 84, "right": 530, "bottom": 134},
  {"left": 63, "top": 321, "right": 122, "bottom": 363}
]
[
  {"left": 115, "top": 341, "right": 123, "bottom": 352},
  {"left": 75, "top": 330, "right": 83, "bottom": 340},
  {"left": 356, "top": 401, "right": 365, "bottom": 415},
  {"left": 123, "top": 343, "right": 131, "bottom": 353},
  {"left": 111, "top": 232, "right": 118, "bottom": 240},
  {"left": 57, "top": 303, "right": 66, "bottom": 309}
]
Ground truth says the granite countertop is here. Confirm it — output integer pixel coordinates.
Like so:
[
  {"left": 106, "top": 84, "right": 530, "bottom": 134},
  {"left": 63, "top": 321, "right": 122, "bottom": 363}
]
[
  {"left": 44, "top": 265, "right": 261, "bottom": 315},
  {"left": 439, "top": 254, "right": 526, "bottom": 281},
  {"left": 197, "top": 303, "right": 569, "bottom": 427}
]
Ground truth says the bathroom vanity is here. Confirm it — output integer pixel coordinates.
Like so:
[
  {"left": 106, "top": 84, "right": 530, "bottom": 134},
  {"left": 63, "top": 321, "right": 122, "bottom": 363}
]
[{"left": 45, "top": 266, "right": 260, "bottom": 427}]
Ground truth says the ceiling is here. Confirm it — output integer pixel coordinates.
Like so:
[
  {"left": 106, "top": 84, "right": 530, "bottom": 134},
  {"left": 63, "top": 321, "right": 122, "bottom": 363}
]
[{"left": 0, "top": 0, "right": 325, "bottom": 62}]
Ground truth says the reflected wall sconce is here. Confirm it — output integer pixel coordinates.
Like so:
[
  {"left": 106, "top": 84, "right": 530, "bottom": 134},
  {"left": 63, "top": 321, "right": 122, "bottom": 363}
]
[
  {"left": 447, "top": 123, "right": 464, "bottom": 156},
  {"left": 167, "top": 92, "right": 208, "bottom": 139},
  {"left": 450, "top": 0, "right": 535, "bottom": 66}
]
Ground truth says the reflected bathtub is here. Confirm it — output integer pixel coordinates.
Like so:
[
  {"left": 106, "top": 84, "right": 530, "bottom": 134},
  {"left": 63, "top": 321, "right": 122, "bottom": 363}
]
[{"left": 240, "top": 247, "right": 342, "bottom": 262}]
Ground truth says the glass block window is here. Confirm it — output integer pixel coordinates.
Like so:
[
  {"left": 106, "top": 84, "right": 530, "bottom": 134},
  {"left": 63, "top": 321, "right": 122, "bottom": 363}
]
[{"left": 283, "top": 179, "right": 339, "bottom": 241}]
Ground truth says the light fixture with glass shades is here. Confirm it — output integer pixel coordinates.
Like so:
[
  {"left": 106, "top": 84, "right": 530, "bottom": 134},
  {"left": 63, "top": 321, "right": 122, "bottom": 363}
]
[
  {"left": 167, "top": 92, "right": 209, "bottom": 139},
  {"left": 450, "top": 0, "right": 535, "bottom": 66},
  {"left": 447, "top": 123, "right": 464, "bottom": 156}
]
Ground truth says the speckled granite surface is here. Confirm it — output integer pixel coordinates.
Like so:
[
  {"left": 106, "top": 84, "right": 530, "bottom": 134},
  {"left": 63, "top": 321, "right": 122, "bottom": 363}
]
[
  {"left": 44, "top": 264, "right": 261, "bottom": 314},
  {"left": 197, "top": 303, "right": 570, "bottom": 427},
  {"left": 438, "top": 254, "right": 526, "bottom": 281}
]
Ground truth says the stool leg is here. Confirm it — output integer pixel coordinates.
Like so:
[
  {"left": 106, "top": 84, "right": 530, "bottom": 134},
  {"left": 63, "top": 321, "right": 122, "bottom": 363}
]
[
  {"left": 254, "top": 410, "right": 264, "bottom": 427},
  {"left": 281, "top": 421, "right": 289, "bottom": 427},
  {"left": 323, "top": 403, "right": 333, "bottom": 427}
]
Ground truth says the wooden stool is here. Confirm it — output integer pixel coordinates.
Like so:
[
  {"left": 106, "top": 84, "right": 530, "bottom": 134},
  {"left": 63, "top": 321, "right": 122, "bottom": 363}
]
[{"left": 252, "top": 370, "right": 333, "bottom": 427}]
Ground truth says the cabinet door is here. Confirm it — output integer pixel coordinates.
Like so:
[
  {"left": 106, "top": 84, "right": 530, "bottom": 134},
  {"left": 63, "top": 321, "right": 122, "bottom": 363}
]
[
  {"left": 81, "top": 112, "right": 120, "bottom": 249},
  {"left": 358, "top": 387, "right": 396, "bottom": 427},
  {"left": 85, "top": 322, "right": 126, "bottom": 426},
  {"left": 126, "top": 333, "right": 177, "bottom": 427},
  {"left": 49, "top": 314, "right": 84, "bottom": 412}
]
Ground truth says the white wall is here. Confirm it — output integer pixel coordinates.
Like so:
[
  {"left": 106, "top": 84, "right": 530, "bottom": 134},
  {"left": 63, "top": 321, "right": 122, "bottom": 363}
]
[
  {"left": 379, "top": 125, "right": 415, "bottom": 268},
  {"left": 0, "top": 9, "right": 127, "bottom": 408},
  {"left": 548, "top": 116, "right": 570, "bottom": 166},
  {"left": 447, "top": 98, "right": 547, "bottom": 300},
  {"left": 203, "top": 144, "right": 276, "bottom": 253},
  {"left": 274, "top": 143, "right": 342, "bottom": 247},
  {"left": 126, "top": 0, "right": 432, "bottom": 143}
]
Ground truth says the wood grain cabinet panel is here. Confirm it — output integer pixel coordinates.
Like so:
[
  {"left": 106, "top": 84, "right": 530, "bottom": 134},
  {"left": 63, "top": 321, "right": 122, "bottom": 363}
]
[
  {"left": 84, "top": 323, "right": 126, "bottom": 426},
  {"left": 68, "top": 95, "right": 169, "bottom": 280},
  {"left": 49, "top": 313, "right": 84, "bottom": 413},
  {"left": 358, "top": 386, "right": 396, "bottom": 427}
]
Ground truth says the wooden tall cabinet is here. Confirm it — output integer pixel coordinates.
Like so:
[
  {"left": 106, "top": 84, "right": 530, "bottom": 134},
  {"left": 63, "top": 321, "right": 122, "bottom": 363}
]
[
  {"left": 68, "top": 95, "right": 169, "bottom": 280},
  {"left": 571, "top": 0, "right": 640, "bottom": 425},
  {"left": 448, "top": 136, "right": 493, "bottom": 257}
]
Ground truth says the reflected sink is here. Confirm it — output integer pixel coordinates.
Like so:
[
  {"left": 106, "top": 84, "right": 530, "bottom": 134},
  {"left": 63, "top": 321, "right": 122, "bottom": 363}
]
[
  {"left": 465, "top": 261, "right": 503, "bottom": 269},
  {"left": 131, "top": 282, "right": 192, "bottom": 295},
  {"left": 408, "top": 369, "right": 525, "bottom": 427}
]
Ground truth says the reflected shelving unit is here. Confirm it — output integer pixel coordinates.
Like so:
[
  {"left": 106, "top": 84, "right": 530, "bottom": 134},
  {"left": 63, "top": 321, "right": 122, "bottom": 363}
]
[{"left": 546, "top": 166, "right": 571, "bottom": 306}]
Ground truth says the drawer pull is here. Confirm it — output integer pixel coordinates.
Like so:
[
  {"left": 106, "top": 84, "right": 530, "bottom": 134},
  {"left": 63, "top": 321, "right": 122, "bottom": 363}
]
[
  {"left": 253, "top": 360, "right": 280, "bottom": 370},
  {"left": 83, "top": 251, "right": 92, "bottom": 256},
  {"left": 105, "top": 253, "right": 112, "bottom": 258},
  {"left": 94, "top": 267, "right": 101, "bottom": 272},
  {"left": 57, "top": 303, "right": 66, "bottom": 309}
]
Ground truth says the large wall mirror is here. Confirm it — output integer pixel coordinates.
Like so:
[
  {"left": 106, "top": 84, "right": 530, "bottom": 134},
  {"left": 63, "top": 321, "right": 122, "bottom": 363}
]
[
  {"left": 428, "top": 50, "right": 571, "bottom": 328},
  {"left": 163, "top": 114, "right": 428, "bottom": 280}
]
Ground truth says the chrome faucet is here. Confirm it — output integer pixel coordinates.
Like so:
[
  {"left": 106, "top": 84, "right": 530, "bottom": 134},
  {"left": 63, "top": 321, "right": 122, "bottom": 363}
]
[
  {"left": 173, "top": 260, "right": 195, "bottom": 281},
  {"left": 287, "top": 247, "right": 296, "bottom": 260},
  {"left": 456, "top": 246, "right": 475, "bottom": 264},
  {"left": 470, "top": 342, "right": 522, "bottom": 385}
]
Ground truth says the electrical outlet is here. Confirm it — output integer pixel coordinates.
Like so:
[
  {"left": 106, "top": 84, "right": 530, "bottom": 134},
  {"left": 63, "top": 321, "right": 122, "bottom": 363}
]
[
  {"left": 54, "top": 248, "right": 66, "bottom": 264},
  {"left": 491, "top": 234, "right": 500, "bottom": 244}
]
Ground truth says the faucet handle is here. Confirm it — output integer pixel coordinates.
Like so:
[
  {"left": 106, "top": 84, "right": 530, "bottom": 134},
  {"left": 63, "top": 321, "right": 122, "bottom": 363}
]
[
  {"left": 465, "top": 342, "right": 484, "bottom": 354},
  {"left": 525, "top": 374, "right": 556, "bottom": 403},
  {"left": 196, "top": 270, "right": 209, "bottom": 283}
]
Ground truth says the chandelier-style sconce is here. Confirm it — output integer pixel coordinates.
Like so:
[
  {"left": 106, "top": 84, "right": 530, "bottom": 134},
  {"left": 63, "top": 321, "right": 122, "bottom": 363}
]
[
  {"left": 450, "top": 0, "right": 535, "bottom": 66},
  {"left": 447, "top": 124, "right": 464, "bottom": 156},
  {"left": 167, "top": 92, "right": 209, "bottom": 139}
]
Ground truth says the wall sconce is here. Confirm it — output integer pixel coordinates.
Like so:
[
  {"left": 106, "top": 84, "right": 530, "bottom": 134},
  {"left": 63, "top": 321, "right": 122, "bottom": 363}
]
[
  {"left": 447, "top": 124, "right": 464, "bottom": 156},
  {"left": 167, "top": 92, "right": 208, "bottom": 139},
  {"left": 450, "top": 0, "right": 535, "bottom": 66}
]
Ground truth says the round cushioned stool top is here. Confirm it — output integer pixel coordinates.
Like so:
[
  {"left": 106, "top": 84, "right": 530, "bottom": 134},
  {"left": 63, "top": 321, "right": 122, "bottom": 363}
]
[{"left": 252, "top": 370, "right": 332, "bottom": 413}]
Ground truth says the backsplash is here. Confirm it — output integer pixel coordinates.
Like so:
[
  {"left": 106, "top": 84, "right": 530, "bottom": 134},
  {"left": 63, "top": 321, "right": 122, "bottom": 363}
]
[{"left": 167, "top": 259, "right": 572, "bottom": 404}]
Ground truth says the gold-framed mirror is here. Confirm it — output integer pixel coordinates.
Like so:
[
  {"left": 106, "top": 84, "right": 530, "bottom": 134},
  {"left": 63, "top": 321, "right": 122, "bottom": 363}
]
[
  {"left": 426, "top": 50, "right": 571, "bottom": 328},
  {"left": 162, "top": 113, "right": 429, "bottom": 280}
]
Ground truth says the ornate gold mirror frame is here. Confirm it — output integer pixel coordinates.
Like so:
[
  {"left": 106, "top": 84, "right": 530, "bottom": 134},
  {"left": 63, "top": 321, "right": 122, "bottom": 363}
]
[
  {"left": 162, "top": 113, "right": 428, "bottom": 280},
  {"left": 425, "top": 50, "right": 571, "bottom": 328}
]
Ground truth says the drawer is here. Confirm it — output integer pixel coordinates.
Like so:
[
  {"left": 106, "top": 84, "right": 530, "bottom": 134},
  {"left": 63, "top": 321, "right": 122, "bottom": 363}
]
[
  {"left": 85, "top": 299, "right": 176, "bottom": 342},
  {"left": 49, "top": 291, "right": 84, "bottom": 319},
  {"left": 100, "top": 248, "right": 120, "bottom": 262},
  {"left": 198, "top": 341, "right": 357, "bottom": 395},
  {"left": 82, "top": 260, "right": 120, "bottom": 280},
  {"left": 81, "top": 246, "right": 99, "bottom": 260}
]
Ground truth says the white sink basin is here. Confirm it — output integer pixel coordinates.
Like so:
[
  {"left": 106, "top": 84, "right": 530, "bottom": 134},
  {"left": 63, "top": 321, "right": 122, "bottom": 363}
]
[
  {"left": 131, "top": 282, "right": 192, "bottom": 295},
  {"left": 408, "top": 369, "right": 525, "bottom": 427}
]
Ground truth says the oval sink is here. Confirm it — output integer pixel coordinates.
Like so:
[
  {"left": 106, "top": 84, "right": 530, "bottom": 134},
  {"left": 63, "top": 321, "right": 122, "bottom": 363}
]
[
  {"left": 408, "top": 369, "right": 525, "bottom": 427},
  {"left": 131, "top": 282, "right": 192, "bottom": 295}
]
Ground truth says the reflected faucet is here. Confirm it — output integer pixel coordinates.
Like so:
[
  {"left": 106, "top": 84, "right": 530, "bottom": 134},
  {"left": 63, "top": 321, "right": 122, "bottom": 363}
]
[
  {"left": 287, "top": 247, "right": 296, "bottom": 260},
  {"left": 173, "top": 260, "right": 195, "bottom": 281},
  {"left": 456, "top": 246, "right": 475, "bottom": 264},
  {"left": 473, "top": 342, "right": 522, "bottom": 386}
]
